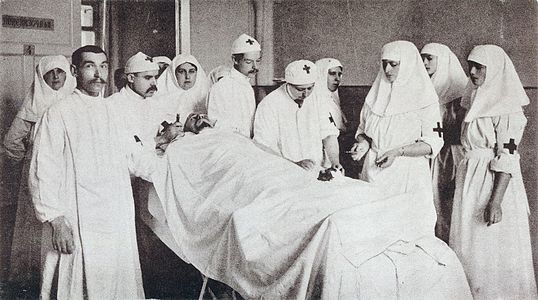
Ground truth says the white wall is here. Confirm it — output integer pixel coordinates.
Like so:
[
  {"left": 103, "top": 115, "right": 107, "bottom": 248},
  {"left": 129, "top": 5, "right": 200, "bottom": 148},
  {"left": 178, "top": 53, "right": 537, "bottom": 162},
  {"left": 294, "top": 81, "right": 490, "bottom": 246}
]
[
  {"left": 190, "top": 0, "right": 255, "bottom": 79},
  {"left": 273, "top": 0, "right": 538, "bottom": 87}
]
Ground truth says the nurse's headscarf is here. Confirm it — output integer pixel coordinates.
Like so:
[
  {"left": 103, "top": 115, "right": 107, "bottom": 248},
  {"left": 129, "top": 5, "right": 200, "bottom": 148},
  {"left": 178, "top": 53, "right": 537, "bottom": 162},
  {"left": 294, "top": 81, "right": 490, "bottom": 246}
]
[
  {"left": 365, "top": 40, "right": 438, "bottom": 116},
  {"left": 17, "top": 55, "right": 76, "bottom": 123},
  {"left": 156, "top": 53, "right": 210, "bottom": 103},
  {"left": 314, "top": 58, "right": 347, "bottom": 130},
  {"left": 462, "top": 45, "right": 529, "bottom": 122},
  {"left": 421, "top": 43, "right": 468, "bottom": 105}
]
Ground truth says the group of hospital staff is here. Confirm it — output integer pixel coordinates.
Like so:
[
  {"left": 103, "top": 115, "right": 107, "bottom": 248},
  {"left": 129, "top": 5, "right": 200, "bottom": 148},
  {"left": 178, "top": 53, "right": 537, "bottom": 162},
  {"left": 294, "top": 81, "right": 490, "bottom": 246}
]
[{"left": 2, "top": 31, "right": 536, "bottom": 299}]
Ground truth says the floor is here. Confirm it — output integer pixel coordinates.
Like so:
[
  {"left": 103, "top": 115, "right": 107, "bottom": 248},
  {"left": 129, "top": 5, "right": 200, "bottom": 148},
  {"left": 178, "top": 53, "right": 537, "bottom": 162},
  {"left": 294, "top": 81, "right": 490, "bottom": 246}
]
[{"left": 0, "top": 203, "right": 236, "bottom": 300}]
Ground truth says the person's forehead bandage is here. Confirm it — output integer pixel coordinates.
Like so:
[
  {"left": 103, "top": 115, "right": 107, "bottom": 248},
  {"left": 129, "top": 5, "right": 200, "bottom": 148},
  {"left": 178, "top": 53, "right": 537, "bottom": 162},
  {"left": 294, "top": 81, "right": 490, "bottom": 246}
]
[
  {"left": 231, "top": 33, "right": 261, "bottom": 54},
  {"left": 285, "top": 60, "right": 317, "bottom": 85},
  {"left": 124, "top": 52, "right": 159, "bottom": 74}
]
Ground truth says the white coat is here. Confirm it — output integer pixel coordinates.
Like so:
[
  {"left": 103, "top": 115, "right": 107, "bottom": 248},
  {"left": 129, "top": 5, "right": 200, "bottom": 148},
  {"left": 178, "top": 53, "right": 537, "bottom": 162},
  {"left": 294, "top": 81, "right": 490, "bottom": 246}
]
[
  {"left": 207, "top": 68, "right": 256, "bottom": 138},
  {"left": 254, "top": 84, "right": 339, "bottom": 166},
  {"left": 29, "top": 90, "right": 156, "bottom": 299},
  {"left": 107, "top": 86, "right": 167, "bottom": 150}
]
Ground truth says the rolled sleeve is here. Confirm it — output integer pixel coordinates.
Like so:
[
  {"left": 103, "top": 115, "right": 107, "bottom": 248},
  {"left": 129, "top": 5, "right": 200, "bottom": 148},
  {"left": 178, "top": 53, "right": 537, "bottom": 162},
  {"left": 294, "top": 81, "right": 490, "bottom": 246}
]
[
  {"left": 3, "top": 117, "right": 33, "bottom": 162},
  {"left": 489, "top": 154, "right": 518, "bottom": 175},
  {"left": 489, "top": 112, "right": 527, "bottom": 176}
]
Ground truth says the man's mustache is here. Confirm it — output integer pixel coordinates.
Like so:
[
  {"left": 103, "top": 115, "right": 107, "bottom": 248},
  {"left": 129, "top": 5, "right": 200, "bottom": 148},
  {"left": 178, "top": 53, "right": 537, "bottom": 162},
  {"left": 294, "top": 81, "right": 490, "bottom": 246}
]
[
  {"left": 249, "top": 69, "right": 258, "bottom": 74},
  {"left": 146, "top": 85, "right": 158, "bottom": 93},
  {"left": 90, "top": 78, "right": 106, "bottom": 84}
]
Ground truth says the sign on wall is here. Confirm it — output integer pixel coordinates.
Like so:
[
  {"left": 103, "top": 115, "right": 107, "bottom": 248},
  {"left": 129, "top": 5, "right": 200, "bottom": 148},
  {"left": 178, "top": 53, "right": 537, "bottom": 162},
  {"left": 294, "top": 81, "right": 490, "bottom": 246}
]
[{"left": 2, "top": 15, "right": 54, "bottom": 31}]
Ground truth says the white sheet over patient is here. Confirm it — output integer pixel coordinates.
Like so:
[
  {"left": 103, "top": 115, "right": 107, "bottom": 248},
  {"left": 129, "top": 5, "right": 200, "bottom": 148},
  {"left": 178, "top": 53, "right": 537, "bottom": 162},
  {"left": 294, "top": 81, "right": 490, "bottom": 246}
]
[{"left": 147, "top": 129, "right": 471, "bottom": 299}]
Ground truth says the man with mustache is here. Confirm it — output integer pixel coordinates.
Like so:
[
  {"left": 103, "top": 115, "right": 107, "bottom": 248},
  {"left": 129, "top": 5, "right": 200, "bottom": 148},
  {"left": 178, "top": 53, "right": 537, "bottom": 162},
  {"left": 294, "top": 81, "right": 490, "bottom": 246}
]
[
  {"left": 254, "top": 60, "right": 343, "bottom": 173},
  {"left": 29, "top": 46, "right": 157, "bottom": 299},
  {"left": 207, "top": 33, "right": 262, "bottom": 138},
  {"left": 108, "top": 52, "right": 163, "bottom": 150}
]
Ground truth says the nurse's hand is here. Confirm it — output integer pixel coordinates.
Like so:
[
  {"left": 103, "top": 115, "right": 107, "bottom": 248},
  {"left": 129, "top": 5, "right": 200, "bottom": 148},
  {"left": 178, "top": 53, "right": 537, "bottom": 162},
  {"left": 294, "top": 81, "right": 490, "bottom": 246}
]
[
  {"left": 349, "top": 140, "right": 369, "bottom": 161},
  {"left": 296, "top": 159, "right": 316, "bottom": 171},
  {"left": 484, "top": 203, "right": 502, "bottom": 226},
  {"left": 49, "top": 216, "right": 75, "bottom": 254},
  {"left": 375, "top": 149, "right": 400, "bottom": 168}
]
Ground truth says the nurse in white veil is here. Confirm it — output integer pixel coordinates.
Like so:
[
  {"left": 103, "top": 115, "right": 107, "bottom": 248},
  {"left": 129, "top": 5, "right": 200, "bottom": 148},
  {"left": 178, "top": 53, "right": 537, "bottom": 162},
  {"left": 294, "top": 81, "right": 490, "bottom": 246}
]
[
  {"left": 156, "top": 53, "right": 210, "bottom": 124},
  {"left": 450, "top": 44, "right": 537, "bottom": 300},
  {"left": 350, "top": 40, "right": 443, "bottom": 229},
  {"left": 420, "top": 42, "right": 468, "bottom": 242},
  {"left": 314, "top": 58, "right": 347, "bottom": 132},
  {"left": 5, "top": 55, "right": 75, "bottom": 290}
]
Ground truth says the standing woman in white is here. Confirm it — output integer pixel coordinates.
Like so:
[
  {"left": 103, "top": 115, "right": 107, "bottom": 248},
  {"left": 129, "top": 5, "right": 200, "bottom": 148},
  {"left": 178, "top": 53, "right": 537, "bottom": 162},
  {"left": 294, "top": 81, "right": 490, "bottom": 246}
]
[
  {"left": 420, "top": 43, "right": 468, "bottom": 242},
  {"left": 350, "top": 40, "right": 443, "bottom": 230},
  {"left": 314, "top": 58, "right": 347, "bottom": 132},
  {"left": 156, "top": 53, "right": 210, "bottom": 124},
  {"left": 5, "top": 55, "right": 75, "bottom": 290},
  {"left": 450, "top": 44, "right": 537, "bottom": 299},
  {"left": 315, "top": 58, "right": 351, "bottom": 169}
]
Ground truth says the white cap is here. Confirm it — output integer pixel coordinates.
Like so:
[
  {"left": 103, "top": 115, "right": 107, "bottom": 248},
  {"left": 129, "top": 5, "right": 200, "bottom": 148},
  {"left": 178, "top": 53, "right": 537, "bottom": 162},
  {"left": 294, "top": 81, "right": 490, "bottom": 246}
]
[
  {"left": 231, "top": 33, "right": 261, "bottom": 54},
  {"left": 285, "top": 60, "right": 317, "bottom": 85},
  {"left": 153, "top": 56, "right": 172, "bottom": 65},
  {"left": 124, "top": 52, "right": 159, "bottom": 74}
]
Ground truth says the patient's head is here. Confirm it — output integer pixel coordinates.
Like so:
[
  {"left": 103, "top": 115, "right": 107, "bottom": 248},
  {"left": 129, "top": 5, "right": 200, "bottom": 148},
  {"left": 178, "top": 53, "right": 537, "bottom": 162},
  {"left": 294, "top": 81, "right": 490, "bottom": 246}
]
[{"left": 184, "top": 113, "right": 215, "bottom": 134}]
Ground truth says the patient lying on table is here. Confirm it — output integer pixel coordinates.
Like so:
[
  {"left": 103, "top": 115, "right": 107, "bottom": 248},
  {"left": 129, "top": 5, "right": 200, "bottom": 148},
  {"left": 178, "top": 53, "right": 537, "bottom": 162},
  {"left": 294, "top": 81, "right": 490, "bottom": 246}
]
[{"left": 147, "top": 113, "right": 472, "bottom": 299}]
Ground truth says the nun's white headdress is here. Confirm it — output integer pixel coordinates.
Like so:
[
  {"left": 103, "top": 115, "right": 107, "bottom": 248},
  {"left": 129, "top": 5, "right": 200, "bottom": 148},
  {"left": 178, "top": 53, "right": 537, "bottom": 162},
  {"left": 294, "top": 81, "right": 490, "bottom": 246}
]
[
  {"left": 17, "top": 55, "right": 76, "bottom": 122},
  {"left": 365, "top": 40, "right": 439, "bottom": 116},
  {"left": 462, "top": 44, "right": 529, "bottom": 122},
  {"left": 156, "top": 53, "right": 209, "bottom": 102},
  {"left": 421, "top": 43, "right": 468, "bottom": 105}
]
